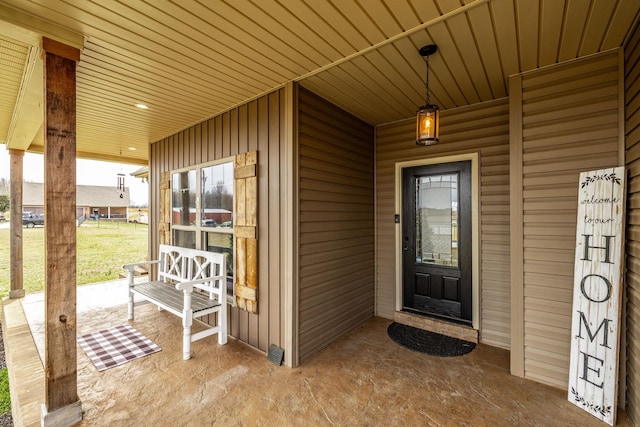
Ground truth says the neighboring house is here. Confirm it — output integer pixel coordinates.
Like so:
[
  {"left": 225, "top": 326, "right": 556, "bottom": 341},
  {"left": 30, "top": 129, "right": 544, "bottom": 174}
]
[
  {"left": 23, "top": 182, "right": 131, "bottom": 220},
  {"left": 130, "top": 166, "right": 149, "bottom": 183}
]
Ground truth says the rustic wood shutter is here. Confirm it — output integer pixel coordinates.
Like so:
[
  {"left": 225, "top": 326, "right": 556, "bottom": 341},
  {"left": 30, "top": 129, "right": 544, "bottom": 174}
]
[
  {"left": 234, "top": 151, "right": 258, "bottom": 313},
  {"left": 159, "top": 171, "right": 171, "bottom": 245}
]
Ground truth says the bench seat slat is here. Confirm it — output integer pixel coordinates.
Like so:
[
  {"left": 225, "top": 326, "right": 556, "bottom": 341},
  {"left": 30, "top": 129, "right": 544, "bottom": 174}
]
[{"left": 133, "top": 281, "right": 220, "bottom": 314}]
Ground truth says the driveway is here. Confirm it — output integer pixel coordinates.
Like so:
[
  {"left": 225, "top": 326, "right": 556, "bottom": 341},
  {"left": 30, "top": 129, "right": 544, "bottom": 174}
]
[{"left": 0, "top": 222, "right": 9, "bottom": 230}]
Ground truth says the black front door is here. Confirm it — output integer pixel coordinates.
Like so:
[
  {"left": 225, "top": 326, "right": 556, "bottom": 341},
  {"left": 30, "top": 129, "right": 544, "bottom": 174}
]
[{"left": 402, "top": 161, "right": 472, "bottom": 324}]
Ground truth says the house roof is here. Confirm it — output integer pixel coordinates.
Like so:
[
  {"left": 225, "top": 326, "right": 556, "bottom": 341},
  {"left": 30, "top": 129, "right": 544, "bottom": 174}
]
[
  {"left": 23, "top": 182, "right": 130, "bottom": 207},
  {"left": 0, "top": 0, "right": 638, "bottom": 164},
  {"left": 130, "top": 166, "right": 149, "bottom": 180}
]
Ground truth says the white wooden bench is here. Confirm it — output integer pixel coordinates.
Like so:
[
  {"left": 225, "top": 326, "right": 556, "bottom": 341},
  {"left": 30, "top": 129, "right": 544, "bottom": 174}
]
[{"left": 122, "top": 244, "right": 228, "bottom": 360}]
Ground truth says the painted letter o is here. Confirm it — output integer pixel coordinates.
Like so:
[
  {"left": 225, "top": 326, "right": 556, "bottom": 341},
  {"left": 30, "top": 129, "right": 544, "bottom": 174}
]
[{"left": 580, "top": 274, "right": 612, "bottom": 303}]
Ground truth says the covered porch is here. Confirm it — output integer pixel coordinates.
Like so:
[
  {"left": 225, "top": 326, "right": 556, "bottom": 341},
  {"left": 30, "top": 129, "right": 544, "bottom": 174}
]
[
  {"left": 2, "top": 279, "right": 634, "bottom": 426},
  {"left": 2, "top": 1, "right": 640, "bottom": 425}
]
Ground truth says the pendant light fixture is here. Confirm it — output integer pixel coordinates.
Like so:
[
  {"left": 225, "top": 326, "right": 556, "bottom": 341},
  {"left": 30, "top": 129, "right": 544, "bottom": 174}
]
[{"left": 416, "top": 44, "right": 439, "bottom": 146}]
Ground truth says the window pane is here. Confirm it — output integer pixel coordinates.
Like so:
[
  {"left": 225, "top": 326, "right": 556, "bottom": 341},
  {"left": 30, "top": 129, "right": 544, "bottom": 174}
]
[
  {"left": 415, "top": 173, "right": 458, "bottom": 267},
  {"left": 203, "top": 231, "right": 234, "bottom": 296},
  {"left": 201, "top": 163, "right": 234, "bottom": 228},
  {"left": 173, "top": 229, "right": 196, "bottom": 249},
  {"left": 172, "top": 170, "right": 196, "bottom": 225}
]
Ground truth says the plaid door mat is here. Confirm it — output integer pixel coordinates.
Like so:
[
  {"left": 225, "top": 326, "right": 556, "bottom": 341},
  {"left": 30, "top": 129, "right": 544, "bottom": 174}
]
[{"left": 78, "top": 324, "right": 161, "bottom": 371}]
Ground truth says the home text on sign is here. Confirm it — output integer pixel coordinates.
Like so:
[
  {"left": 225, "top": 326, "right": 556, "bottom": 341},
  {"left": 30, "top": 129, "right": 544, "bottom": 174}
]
[{"left": 568, "top": 167, "right": 624, "bottom": 426}]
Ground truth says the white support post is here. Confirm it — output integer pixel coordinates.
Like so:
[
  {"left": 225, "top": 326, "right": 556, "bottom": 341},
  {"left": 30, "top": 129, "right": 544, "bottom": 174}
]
[
  {"left": 127, "top": 268, "right": 135, "bottom": 320},
  {"left": 182, "top": 291, "right": 193, "bottom": 360},
  {"left": 218, "top": 278, "right": 228, "bottom": 345}
]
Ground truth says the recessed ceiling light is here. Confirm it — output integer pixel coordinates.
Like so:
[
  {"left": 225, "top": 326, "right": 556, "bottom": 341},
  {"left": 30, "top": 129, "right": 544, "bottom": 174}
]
[
  {"left": 128, "top": 147, "right": 137, "bottom": 151},
  {"left": 135, "top": 103, "right": 149, "bottom": 109}
]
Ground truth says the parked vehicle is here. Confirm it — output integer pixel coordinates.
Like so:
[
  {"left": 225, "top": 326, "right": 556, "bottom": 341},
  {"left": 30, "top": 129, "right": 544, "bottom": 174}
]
[
  {"left": 128, "top": 212, "right": 148, "bottom": 224},
  {"left": 0, "top": 213, "right": 5, "bottom": 222},
  {"left": 23, "top": 214, "right": 44, "bottom": 228}
]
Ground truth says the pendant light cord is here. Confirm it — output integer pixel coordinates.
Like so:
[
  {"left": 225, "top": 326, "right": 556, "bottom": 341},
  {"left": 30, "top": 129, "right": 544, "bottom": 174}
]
[{"left": 425, "top": 55, "right": 430, "bottom": 105}]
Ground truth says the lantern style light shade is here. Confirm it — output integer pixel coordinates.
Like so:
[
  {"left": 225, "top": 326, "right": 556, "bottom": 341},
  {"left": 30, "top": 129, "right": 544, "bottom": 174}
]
[
  {"left": 416, "top": 44, "right": 439, "bottom": 145},
  {"left": 416, "top": 104, "right": 439, "bottom": 146}
]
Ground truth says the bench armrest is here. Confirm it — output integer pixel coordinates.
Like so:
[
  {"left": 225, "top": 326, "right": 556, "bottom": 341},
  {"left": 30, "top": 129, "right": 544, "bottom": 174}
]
[
  {"left": 122, "top": 259, "right": 161, "bottom": 271},
  {"left": 175, "top": 275, "right": 226, "bottom": 293}
]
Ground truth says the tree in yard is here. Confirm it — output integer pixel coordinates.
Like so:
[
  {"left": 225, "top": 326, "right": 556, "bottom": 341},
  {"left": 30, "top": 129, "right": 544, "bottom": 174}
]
[{"left": 0, "top": 195, "right": 9, "bottom": 213}]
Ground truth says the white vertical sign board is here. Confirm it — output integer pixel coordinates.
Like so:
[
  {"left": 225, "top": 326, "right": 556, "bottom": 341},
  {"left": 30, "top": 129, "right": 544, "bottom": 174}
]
[{"left": 568, "top": 167, "right": 625, "bottom": 425}]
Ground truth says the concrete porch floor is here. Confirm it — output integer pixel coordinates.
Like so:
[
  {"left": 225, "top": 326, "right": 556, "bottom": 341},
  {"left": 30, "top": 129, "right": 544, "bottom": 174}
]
[{"left": 2, "top": 280, "right": 635, "bottom": 426}]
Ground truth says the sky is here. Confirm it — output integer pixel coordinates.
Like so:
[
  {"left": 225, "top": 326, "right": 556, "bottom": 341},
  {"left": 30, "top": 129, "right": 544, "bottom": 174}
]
[{"left": 0, "top": 149, "right": 149, "bottom": 205}]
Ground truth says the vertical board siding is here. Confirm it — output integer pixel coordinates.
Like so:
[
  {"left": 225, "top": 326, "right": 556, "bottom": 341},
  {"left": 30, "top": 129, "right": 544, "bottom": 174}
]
[
  {"left": 375, "top": 98, "right": 511, "bottom": 349},
  {"left": 149, "top": 88, "right": 287, "bottom": 353},
  {"left": 626, "top": 21, "right": 640, "bottom": 426},
  {"left": 297, "top": 88, "right": 375, "bottom": 361},
  {"left": 518, "top": 50, "right": 621, "bottom": 388}
]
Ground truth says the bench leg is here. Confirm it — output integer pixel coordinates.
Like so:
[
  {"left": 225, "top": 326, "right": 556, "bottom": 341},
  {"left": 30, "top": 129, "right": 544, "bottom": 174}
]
[
  {"left": 127, "top": 269, "right": 135, "bottom": 320},
  {"left": 218, "top": 298, "right": 228, "bottom": 345},
  {"left": 182, "top": 309, "right": 193, "bottom": 360}
]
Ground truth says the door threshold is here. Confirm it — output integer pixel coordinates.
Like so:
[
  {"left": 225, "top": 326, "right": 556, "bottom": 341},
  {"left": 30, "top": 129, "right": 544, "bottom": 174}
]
[{"left": 394, "top": 311, "right": 478, "bottom": 344}]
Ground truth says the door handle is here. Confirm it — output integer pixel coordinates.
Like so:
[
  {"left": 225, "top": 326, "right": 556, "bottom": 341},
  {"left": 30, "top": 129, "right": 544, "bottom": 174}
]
[{"left": 403, "top": 236, "right": 409, "bottom": 251}]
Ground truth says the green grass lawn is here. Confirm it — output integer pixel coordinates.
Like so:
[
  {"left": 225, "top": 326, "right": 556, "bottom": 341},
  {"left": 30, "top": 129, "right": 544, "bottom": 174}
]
[
  {"left": 0, "top": 368, "right": 9, "bottom": 414},
  {"left": 0, "top": 221, "right": 148, "bottom": 298}
]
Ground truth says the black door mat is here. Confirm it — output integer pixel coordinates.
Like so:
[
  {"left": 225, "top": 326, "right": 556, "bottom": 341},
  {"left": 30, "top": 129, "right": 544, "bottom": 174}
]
[{"left": 387, "top": 322, "right": 476, "bottom": 357}]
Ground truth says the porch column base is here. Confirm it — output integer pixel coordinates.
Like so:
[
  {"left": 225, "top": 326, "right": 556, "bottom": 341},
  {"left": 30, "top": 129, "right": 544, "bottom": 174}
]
[
  {"left": 41, "top": 401, "right": 83, "bottom": 427},
  {"left": 8, "top": 289, "right": 25, "bottom": 299}
]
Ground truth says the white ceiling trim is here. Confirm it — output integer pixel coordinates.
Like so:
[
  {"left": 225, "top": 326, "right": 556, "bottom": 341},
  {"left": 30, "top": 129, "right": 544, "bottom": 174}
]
[{"left": 6, "top": 45, "right": 41, "bottom": 150}]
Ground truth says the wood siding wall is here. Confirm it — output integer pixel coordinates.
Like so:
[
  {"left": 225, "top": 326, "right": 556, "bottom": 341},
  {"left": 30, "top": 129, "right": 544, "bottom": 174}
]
[
  {"left": 297, "top": 88, "right": 375, "bottom": 361},
  {"left": 376, "top": 98, "right": 511, "bottom": 349},
  {"left": 149, "top": 88, "right": 288, "bottom": 353},
  {"left": 625, "top": 21, "right": 640, "bottom": 425},
  {"left": 511, "top": 50, "right": 621, "bottom": 388}
]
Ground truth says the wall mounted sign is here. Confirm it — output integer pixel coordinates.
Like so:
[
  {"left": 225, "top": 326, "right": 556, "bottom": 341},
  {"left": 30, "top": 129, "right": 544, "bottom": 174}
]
[{"left": 568, "top": 167, "right": 625, "bottom": 426}]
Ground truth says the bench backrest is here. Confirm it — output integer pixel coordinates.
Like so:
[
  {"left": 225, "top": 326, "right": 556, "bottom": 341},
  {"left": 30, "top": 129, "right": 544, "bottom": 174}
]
[{"left": 158, "top": 244, "right": 227, "bottom": 299}]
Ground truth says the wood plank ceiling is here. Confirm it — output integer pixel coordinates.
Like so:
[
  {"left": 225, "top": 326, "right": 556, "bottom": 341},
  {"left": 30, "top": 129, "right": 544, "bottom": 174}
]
[{"left": 0, "top": 0, "right": 638, "bottom": 165}]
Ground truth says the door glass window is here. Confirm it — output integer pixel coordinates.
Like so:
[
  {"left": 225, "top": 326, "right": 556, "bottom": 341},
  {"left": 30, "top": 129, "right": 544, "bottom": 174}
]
[{"left": 415, "top": 173, "right": 458, "bottom": 267}]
